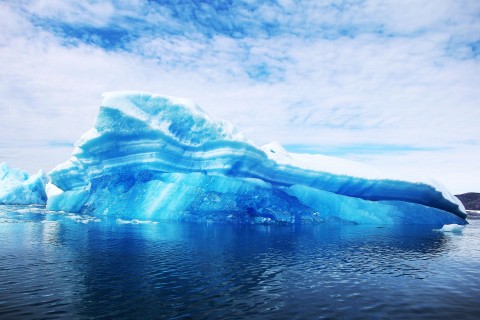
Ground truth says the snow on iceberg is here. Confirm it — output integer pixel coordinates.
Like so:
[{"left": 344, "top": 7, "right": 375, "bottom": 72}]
[
  {"left": 46, "top": 91, "right": 467, "bottom": 226},
  {"left": 0, "top": 162, "right": 48, "bottom": 205}
]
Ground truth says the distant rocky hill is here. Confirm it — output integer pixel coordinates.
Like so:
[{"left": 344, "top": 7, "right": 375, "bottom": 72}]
[{"left": 455, "top": 193, "right": 480, "bottom": 211}]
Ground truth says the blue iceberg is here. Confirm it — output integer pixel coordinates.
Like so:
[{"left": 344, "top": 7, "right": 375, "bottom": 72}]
[
  {"left": 0, "top": 162, "right": 48, "bottom": 205},
  {"left": 46, "top": 92, "right": 467, "bottom": 226}
]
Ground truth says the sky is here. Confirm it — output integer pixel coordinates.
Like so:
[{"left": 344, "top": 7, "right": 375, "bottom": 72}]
[{"left": 0, "top": 0, "right": 479, "bottom": 194}]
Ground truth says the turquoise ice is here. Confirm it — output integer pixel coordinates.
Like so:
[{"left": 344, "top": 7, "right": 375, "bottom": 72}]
[
  {"left": 46, "top": 92, "right": 467, "bottom": 226},
  {"left": 0, "top": 162, "right": 48, "bottom": 205}
]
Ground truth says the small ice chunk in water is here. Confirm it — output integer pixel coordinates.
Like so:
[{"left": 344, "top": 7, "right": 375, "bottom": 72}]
[{"left": 437, "top": 224, "right": 465, "bottom": 233}]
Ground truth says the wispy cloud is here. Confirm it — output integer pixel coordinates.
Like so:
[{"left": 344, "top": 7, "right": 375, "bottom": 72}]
[{"left": 0, "top": 0, "right": 479, "bottom": 193}]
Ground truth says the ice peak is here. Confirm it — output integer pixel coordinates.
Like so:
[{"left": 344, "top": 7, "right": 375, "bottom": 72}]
[{"left": 96, "top": 91, "right": 246, "bottom": 146}]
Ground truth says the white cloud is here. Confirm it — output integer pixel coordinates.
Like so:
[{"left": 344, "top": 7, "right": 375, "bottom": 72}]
[
  {"left": 26, "top": 0, "right": 116, "bottom": 27},
  {"left": 0, "top": 0, "right": 479, "bottom": 194}
]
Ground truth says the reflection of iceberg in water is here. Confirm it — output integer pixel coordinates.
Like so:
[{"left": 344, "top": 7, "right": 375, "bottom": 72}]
[
  {"left": 40, "top": 91, "right": 466, "bottom": 225},
  {"left": 0, "top": 206, "right": 478, "bottom": 319},
  {"left": 70, "top": 222, "right": 454, "bottom": 318}
]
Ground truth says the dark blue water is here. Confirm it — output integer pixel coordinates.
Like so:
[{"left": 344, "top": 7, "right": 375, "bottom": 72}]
[{"left": 0, "top": 205, "right": 479, "bottom": 319}]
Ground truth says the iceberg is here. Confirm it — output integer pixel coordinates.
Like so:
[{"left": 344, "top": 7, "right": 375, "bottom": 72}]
[
  {"left": 46, "top": 91, "right": 467, "bottom": 226},
  {"left": 0, "top": 162, "right": 48, "bottom": 205}
]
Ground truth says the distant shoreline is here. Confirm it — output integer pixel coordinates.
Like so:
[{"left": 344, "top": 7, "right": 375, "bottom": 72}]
[
  {"left": 456, "top": 192, "right": 480, "bottom": 212},
  {"left": 466, "top": 210, "right": 480, "bottom": 220}
]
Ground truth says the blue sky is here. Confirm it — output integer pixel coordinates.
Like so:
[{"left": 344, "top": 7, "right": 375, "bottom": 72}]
[{"left": 0, "top": 0, "right": 479, "bottom": 193}]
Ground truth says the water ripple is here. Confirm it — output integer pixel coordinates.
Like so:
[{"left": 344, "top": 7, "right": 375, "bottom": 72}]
[{"left": 0, "top": 205, "right": 479, "bottom": 319}]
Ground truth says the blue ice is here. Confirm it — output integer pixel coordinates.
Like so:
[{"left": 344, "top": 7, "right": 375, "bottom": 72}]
[{"left": 0, "top": 162, "right": 48, "bottom": 205}]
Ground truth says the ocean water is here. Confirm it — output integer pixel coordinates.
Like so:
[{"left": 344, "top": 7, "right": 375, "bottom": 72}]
[{"left": 0, "top": 205, "right": 479, "bottom": 319}]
